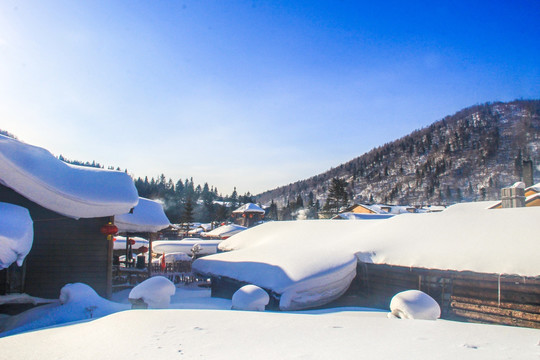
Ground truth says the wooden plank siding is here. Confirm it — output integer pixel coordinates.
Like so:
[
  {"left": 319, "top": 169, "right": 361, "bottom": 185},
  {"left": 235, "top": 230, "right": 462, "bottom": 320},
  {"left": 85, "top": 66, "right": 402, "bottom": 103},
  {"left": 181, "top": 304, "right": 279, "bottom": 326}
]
[
  {"left": 0, "top": 184, "right": 112, "bottom": 299},
  {"left": 352, "top": 262, "right": 540, "bottom": 329}
]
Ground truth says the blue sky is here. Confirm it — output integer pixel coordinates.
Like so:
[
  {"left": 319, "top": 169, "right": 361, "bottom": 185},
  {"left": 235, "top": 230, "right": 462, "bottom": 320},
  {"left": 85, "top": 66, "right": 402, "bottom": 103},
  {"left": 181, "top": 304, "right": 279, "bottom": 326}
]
[{"left": 1, "top": 1, "right": 539, "bottom": 195}]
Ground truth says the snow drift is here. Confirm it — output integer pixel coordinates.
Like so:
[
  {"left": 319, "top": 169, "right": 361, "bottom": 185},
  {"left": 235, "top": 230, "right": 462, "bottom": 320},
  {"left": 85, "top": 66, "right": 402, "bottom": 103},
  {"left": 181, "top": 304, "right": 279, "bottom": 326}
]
[{"left": 0, "top": 283, "right": 128, "bottom": 337}]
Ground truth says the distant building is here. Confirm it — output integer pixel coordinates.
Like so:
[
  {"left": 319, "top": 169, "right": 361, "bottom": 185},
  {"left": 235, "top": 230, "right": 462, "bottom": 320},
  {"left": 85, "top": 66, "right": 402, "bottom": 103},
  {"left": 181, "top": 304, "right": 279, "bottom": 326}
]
[{"left": 231, "top": 203, "right": 265, "bottom": 228}]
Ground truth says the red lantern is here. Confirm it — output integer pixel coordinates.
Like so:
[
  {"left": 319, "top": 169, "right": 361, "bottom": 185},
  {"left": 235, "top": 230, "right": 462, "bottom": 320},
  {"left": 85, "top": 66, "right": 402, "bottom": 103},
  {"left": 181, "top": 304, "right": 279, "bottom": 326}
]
[
  {"left": 128, "top": 239, "right": 136, "bottom": 245},
  {"left": 249, "top": 214, "right": 253, "bottom": 218},
  {"left": 100, "top": 222, "right": 118, "bottom": 240},
  {"left": 139, "top": 246, "right": 148, "bottom": 253}
]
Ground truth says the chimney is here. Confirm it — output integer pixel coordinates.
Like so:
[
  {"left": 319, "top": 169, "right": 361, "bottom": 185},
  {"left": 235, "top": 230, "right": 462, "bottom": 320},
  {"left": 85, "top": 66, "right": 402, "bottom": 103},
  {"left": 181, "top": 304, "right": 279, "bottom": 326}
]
[
  {"left": 501, "top": 182, "right": 526, "bottom": 208},
  {"left": 522, "top": 159, "right": 534, "bottom": 188}
]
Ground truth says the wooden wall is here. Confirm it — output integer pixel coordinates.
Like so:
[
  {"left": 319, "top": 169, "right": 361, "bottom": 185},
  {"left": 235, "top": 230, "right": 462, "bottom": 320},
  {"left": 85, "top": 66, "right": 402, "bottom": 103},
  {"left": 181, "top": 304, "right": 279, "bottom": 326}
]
[
  {"left": 0, "top": 184, "right": 112, "bottom": 299},
  {"left": 354, "top": 263, "right": 540, "bottom": 329}
]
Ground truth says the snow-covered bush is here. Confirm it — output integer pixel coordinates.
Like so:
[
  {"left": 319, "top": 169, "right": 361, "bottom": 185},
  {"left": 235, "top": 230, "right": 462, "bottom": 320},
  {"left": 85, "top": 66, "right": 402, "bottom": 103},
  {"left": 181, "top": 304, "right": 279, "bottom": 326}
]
[
  {"left": 388, "top": 290, "right": 440, "bottom": 320},
  {"left": 231, "top": 285, "right": 269, "bottom": 311},
  {"left": 129, "top": 276, "right": 176, "bottom": 309}
]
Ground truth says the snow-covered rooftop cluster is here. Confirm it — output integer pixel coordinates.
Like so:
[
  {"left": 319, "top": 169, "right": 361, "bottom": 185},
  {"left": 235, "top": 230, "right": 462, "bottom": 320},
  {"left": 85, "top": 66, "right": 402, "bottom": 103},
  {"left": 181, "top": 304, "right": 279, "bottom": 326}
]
[
  {"left": 0, "top": 203, "right": 33, "bottom": 269},
  {"left": 115, "top": 197, "right": 170, "bottom": 233},
  {"left": 194, "top": 202, "right": 540, "bottom": 310},
  {"left": 0, "top": 134, "right": 139, "bottom": 219}
]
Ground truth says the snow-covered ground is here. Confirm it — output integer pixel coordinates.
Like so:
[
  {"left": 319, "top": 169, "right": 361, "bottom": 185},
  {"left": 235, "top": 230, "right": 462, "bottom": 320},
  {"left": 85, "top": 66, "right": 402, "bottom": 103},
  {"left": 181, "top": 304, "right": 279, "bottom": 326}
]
[
  {"left": 0, "top": 282, "right": 538, "bottom": 359},
  {"left": 0, "top": 306, "right": 538, "bottom": 359}
]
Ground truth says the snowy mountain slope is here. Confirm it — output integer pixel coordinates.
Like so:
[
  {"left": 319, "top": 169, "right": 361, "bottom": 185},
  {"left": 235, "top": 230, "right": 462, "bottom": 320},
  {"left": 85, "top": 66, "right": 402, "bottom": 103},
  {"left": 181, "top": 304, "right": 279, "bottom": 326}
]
[{"left": 257, "top": 100, "right": 540, "bottom": 207}]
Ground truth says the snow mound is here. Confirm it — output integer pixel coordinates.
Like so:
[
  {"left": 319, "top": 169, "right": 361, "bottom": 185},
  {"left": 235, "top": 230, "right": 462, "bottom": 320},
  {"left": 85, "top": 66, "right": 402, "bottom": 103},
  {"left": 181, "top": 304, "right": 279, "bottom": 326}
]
[
  {"left": 231, "top": 285, "right": 269, "bottom": 311},
  {"left": 129, "top": 276, "right": 176, "bottom": 309},
  {"left": 0, "top": 283, "right": 128, "bottom": 337},
  {"left": 389, "top": 290, "right": 441, "bottom": 320},
  {"left": 0, "top": 202, "right": 33, "bottom": 269},
  {"left": 0, "top": 134, "right": 138, "bottom": 219},
  {"left": 59, "top": 283, "right": 100, "bottom": 305}
]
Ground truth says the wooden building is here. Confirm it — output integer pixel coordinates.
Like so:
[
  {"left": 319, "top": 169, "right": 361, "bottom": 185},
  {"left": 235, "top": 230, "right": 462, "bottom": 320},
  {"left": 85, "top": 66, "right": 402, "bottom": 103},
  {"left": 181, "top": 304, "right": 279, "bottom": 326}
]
[
  {"left": 231, "top": 203, "right": 265, "bottom": 228},
  {"left": 347, "top": 263, "right": 540, "bottom": 328},
  {"left": 0, "top": 134, "right": 138, "bottom": 300}
]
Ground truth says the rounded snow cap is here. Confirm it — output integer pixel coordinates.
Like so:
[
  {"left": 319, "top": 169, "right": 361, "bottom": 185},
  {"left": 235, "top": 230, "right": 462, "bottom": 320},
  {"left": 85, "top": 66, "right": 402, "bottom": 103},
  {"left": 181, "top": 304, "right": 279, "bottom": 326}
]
[
  {"left": 388, "top": 290, "right": 441, "bottom": 320},
  {"left": 232, "top": 285, "right": 269, "bottom": 311},
  {"left": 129, "top": 276, "right": 176, "bottom": 309}
]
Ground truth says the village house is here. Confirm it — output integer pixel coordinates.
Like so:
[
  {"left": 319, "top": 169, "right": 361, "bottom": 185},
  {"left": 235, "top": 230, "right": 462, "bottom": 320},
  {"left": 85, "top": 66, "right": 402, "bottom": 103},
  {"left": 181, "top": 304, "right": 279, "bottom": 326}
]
[
  {"left": 193, "top": 198, "right": 540, "bottom": 328},
  {"left": 231, "top": 203, "right": 265, "bottom": 228},
  {"left": 0, "top": 134, "right": 138, "bottom": 300}
]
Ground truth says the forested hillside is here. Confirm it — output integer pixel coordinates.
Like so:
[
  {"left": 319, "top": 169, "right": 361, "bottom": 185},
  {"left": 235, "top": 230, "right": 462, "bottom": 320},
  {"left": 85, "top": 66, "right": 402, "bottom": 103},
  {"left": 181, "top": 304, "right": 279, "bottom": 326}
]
[{"left": 257, "top": 100, "right": 540, "bottom": 208}]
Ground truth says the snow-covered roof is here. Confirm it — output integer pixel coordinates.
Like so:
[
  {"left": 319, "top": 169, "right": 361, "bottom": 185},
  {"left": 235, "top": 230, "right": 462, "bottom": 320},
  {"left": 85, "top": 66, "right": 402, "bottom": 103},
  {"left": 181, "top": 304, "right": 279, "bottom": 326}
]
[
  {"left": 152, "top": 239, "right": 222, "bottom": 256},
  {"left": 0, "top": 135, "right": 139, "bottom": 219},
  {"left": 194, "top": 201, "right": 540, "bottom": 310},
  {"left": 203, "top": 224, "right": 247, "bottom": 239},
  {"left": 0, "top": 202, "right": 33, "bottom": 269},
  {"left": 232, "top": 203, "right": 265, "bottom": 214},
  {"left": 114, "top": 197, "right": 170, "bottom": 233},
  {"left": 332, "top": 212, "right": 394, "bottom": 220},
  {"left": 112, "top": 236, "right": 149, "bottom": 250},
  {"left": 526, "top": 182, "right": 540, "bottom": 193}
]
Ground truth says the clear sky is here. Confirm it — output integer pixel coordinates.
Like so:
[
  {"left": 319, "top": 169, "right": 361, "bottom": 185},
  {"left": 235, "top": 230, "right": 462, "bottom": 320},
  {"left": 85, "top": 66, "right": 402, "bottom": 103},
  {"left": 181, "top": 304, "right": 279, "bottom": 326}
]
[{"left": 1, "top": 1, "right": 539, "bottom": 195}]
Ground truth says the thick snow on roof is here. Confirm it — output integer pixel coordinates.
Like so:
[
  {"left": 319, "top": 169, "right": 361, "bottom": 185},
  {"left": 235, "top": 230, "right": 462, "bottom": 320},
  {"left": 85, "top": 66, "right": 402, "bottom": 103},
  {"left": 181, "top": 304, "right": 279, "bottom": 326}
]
[
  {"left": 113, "top": 236, "right": 149, "bottom": 250},
  {"left": 203, "top": 224, "right": 247, "bottom": 238},
  {"left": 115, "top": 197, "right": 170, "bottom": 233},
  {"left": 152, "top": 239, "right": 222, "bottom": 256},
  {"left": 0, "top": 134, "right": 139, "bottom": 218},
  {"left": 333, "top": 212, "right": 394, "bottom": 220},
  {"left": 194, "top": 202, "right": 540, "bottom": 309},
  {"left": 0, "top": 202, "right": 33, "bottom": 269},
  {"left": 232, "top": 203, "right": 265, "bottom": 214}
]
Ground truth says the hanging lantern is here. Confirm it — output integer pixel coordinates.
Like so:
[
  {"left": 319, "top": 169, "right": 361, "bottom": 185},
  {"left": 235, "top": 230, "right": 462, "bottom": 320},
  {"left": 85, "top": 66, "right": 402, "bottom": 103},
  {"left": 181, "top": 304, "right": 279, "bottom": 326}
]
[
  {"left": 249, "top": 214, "right": 253, "bottom": 218},
  {"left": 128, "top": 239, "right": 136, "bottom": 245},
  {"left": 139, "top": 246, "right": 148, "bottom": 253},
  {"left": 100, "top": 222, "right": 118, "bottom": 241}
]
